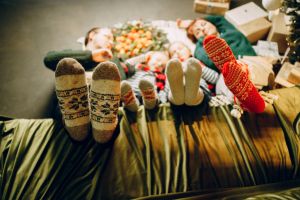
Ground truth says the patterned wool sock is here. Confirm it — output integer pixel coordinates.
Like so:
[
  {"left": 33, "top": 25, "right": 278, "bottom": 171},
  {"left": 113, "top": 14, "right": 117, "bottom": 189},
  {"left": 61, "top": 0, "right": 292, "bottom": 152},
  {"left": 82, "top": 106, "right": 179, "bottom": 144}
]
[
  {"left": 90, "top": 61, "right": 121, "bottom": 143},
  {"left": 203, "top": 35, "right": 236, "bottom": 71},
  {"left": 222, "top": 61, "right": 265, "bottom": 113},
  {"left": 138, "top": 79, "right": 158, "bottom": 110},
  {"left": 165, "top": 58, "right": 185, "bottom": 105},
  {"left": 55, "top": 58, "right": 90, "bottom": 141},
  {"left": 121, "top": 80, "right": 139, "bottom": 112},
  {"left": 184, "top": 58, "right": 204, "bottom": 106}
]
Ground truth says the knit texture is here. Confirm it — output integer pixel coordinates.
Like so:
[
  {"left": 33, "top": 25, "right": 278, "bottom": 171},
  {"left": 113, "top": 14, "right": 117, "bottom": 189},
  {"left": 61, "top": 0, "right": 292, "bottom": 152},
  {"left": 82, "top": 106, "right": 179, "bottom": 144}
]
[
  {"left": 194, "top": 15, "right": 256, "bottom": 72},
  {"left": 139, "top": 79, "right": 158, "bottom": 110},
  {"left": 184, "top": 58, "right": 204, "bottom": 106},
  {"left": 121, "top": 81, "right": 139, "bottom": 112},
  {"left": 222, "top": 61, "right": 265, "bottom": 113},
  {"left": 55, "top": 58, "right": 90, "bottom": 141},
  {"left": 166, "top": 58, "right": 185, "bottom": 105},
  {"left": 90, "top": 61, "right": 121, "bottom": 143},
  {"left": 203, "top": 35, "right": 236, "bottom": 71}
]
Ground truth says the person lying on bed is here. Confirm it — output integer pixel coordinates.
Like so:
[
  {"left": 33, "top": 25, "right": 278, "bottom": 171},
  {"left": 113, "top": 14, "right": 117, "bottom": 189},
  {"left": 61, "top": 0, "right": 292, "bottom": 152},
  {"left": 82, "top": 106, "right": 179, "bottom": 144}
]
[
  {"left": 55, "top": 57, "right": 206, "bottom": 143},
  {"left": 54, "top": 34, "right": 266, "bottom": 145},
  {"left": 177, "top": 15, "right": 257, "bottom": 73},
  {"left": 44, "top": 27, "right": 131, "bottom": 80},
  {"left": 120, "top": 42, "right": 214, "bottom": 112},
  {"left": 53, "top": 28, "right": 209, "bottom": 143}
]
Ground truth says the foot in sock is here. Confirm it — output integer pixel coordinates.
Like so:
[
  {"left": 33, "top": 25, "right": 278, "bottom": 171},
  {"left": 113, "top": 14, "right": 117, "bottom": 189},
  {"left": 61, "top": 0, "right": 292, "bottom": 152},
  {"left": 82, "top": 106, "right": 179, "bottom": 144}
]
[
  {"left": 222, "top": 61, "right": 265, "bottom": 113},
  {"left": 55, "top": 58, "right": 90, "bottom": 141},
  {"left": 203, "top": 35, "right": 236, "bottom": 71},
  {"left": 184, "top": 58, "right": 204, "bottom": 105},
  {"left": 121, "top": 81, "right": 139, "bottom": 112},
  {"left": 139, "top": 79, "right": 158, "bottom": 110},
  {"left": 90, "top": 61, "right": 121, "bottom": 143},
  {"left": 166, "top": 58, "right": 185, "bottom": 105}
]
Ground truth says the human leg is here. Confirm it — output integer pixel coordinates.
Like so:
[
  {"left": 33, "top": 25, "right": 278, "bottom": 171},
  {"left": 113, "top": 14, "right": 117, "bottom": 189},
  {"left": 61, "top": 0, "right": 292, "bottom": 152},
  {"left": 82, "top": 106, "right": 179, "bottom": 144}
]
[
  {"left": 138, "top": 79, "right": 158, "bottom": 110},
  {"left": 55, "top": 58, "right": 90, "bottom": 141},
  {"left": 165, "top": 58, "right": 185, "bottom": 105},
  {"left": 121, "top": 80, "right": 139, "bottom": 112},
  {"left": 184, "top": 58, "right": 204, "bottom": 106},
  {"left": 90, "top": 61, "right": 121, "bottom": 143}
]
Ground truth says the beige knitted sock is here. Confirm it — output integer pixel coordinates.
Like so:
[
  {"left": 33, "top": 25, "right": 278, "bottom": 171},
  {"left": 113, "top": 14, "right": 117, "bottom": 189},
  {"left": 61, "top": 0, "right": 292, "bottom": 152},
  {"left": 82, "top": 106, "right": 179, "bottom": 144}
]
[
  {"left": 121, "top": 80, "right": 139, "bottom": 112},
  {"left": 184, "top": 58, "right": 204, "bottom": 106},
  {"left": 138, "top": 79, "right": 158, "bottom": 110},
  {"left": 166, "top": 58, "right": 184, "bottom": 105},
  {"left": 55, "top": 58, "right": 90, "bottom": 141},
  {"left": 90, "top": 61, "right": 121, "bottom": 143}
]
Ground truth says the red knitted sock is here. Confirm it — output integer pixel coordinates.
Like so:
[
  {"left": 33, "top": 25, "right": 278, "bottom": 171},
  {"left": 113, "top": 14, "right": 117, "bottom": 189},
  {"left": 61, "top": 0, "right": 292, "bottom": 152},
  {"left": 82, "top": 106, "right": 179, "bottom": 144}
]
[
  {"left": 222, "top": 61, "right": 265, "bottom": 113},
  {"left": 203, "top": 35, "right": 236, "bottom": 71}
]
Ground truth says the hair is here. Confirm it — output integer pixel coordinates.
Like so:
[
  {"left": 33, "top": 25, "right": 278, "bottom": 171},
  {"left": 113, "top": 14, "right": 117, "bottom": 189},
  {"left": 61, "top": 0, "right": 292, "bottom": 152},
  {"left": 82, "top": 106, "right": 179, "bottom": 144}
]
[
  {"left": 84, "top": 27, "right": 101, "bottom": 46},
  {"left": 186, "top": 19, "right": 198, "bottom": 43}
]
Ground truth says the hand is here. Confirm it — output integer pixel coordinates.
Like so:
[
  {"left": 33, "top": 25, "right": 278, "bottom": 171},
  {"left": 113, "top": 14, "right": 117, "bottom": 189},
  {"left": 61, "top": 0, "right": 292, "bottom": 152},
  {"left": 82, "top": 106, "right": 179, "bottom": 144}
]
[{"left": 92, "top": 48, "right": 113, "bottom": 62}]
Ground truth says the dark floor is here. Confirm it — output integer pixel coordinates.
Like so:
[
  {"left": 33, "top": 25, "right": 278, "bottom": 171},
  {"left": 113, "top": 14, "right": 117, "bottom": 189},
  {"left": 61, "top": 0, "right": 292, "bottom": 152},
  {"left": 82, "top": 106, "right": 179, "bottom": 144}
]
[{"left": 0, "top": 0, "right": 262, "bottom": 119}]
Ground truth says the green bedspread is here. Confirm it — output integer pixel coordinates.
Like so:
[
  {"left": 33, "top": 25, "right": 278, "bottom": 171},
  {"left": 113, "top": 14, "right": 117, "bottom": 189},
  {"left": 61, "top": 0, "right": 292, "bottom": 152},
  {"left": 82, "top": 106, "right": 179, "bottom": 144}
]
[{"left": 1, "top": 87, "right": 300, "bottom": 200}]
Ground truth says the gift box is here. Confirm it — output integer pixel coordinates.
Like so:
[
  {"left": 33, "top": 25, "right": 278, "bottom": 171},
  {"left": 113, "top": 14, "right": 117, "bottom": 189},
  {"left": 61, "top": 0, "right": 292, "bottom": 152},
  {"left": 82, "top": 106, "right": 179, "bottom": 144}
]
[
  {"left": 267, "top": 12, "right": 289, "bottom": 54},
  {"left": 239, "top": 56, "right": 275, "bottom": 89},
  {"left": 275, "top": 62, "right": 300, "bottom": 87},
  {"left": 194, "top": 0, "right": 230, "bottom": 15},
  {"left": 252, "top": 40, "right": 280, "bottom": 59},
  {"left": 225, "top": 2, "right": 272, "bottom": 43}
]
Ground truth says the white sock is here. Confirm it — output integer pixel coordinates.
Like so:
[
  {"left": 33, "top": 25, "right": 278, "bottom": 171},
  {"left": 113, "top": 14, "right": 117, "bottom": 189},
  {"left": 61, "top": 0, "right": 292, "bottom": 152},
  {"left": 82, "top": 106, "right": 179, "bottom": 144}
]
[
  {"left": 165, "top": 58, "right": 184, "bottom": 105},
  {"left": 184, "top": 58, "right": 204, "bottom": 106}
]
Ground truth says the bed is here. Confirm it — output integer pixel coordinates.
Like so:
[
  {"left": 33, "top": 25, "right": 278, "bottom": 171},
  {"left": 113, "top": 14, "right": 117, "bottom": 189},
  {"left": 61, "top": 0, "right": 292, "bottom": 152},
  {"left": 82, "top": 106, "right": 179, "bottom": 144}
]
[{"left": 1, "top": 86, "right": 300, "bottom": 199}]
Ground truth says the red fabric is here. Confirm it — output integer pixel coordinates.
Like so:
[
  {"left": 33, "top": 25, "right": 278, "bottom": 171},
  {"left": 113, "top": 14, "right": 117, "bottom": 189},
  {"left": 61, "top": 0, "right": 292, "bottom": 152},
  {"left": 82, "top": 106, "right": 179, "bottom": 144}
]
[
  {"left": 137, "top": 64, "right": 166, "bottom": 91},
  {"left": 203, "top": 35, "right": 236, "bottom": 71},
  {"left": 222, "top": 61, "right": 265, "bottom": 113}
]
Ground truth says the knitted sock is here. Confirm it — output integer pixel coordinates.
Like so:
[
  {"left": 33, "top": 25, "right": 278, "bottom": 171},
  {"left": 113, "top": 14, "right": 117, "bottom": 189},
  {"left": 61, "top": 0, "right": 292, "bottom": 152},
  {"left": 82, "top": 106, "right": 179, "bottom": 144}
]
[
  {"left": 166, "top": 58, "right": 184, "bottom": 105},
  {"left": 90, "top": 61, "right": 121, "bottom": 143},
  {"left": 138, "top": 79, "right": 158, "bottom": 110},
  {"left": 222, "top": 61, "right": 265, "bottom": 113},
  {"left": 184, "top": 58, "right": 204, "bottom": 106},
  {"left": 203, "top": 35, "right": 236, "bottom": 71},
  {"left": 55, "top": 58, "right": 90, "bottom": 141},
  {"left": 121, "top": 80, "right": 139, "bottom": 112}
]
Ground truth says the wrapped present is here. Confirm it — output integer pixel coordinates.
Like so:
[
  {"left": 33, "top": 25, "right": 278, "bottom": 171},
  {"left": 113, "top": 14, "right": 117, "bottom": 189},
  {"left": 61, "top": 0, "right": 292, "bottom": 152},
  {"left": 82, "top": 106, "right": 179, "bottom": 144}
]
[
  {"left": 194, "top": 0, "right": 230, "bottom": 15},
  {"left": 225, "top": 2, "right": 272, "bottom": 43},
  {"left": 287, "top": 68, "right": 300, "bottom": 85},
  {"left": 275, "top": 62, "right": 300, "bottom": 87},
  {"left": 239, "top": 56, "right": 275, "bottom": 89},
  {"left": 252, "top": 40, "right": 280, "bottom": 59},
  {"left": 267, "top": 12, "right": 289, "bottom": 54}
]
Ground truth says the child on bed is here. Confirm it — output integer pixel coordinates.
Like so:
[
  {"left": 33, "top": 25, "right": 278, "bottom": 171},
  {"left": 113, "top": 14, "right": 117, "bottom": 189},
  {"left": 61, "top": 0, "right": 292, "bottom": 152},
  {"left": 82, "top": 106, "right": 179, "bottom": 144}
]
[
  {"left": 55, "top": 57, "right": 206, "bottom": 143},
  {"left": 120, "top": 48, "right": 207, "bottom": 111},
  {"left": 84, "top": 27, "right": 208, "bottom": 111}
]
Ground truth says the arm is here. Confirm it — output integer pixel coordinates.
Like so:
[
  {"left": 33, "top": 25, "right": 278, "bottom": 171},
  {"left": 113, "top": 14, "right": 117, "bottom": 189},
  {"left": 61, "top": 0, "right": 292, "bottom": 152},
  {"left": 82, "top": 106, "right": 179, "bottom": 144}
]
[
  {"left": 122, "top": 53, "right": 148, "bottom": 78},
  {"left": 44, "top": 49, "right": 97, "bottom": 71},
  {"left": 44, "top": 49, "right": 128, "bottom": 80}
]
